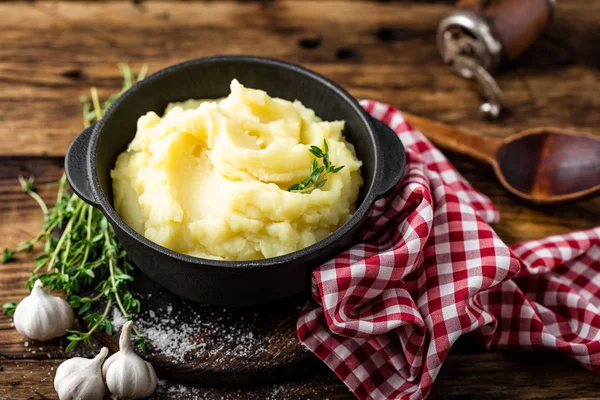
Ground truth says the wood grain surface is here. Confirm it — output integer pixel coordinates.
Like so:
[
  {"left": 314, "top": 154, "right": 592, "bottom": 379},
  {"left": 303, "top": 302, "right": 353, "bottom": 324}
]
[{"left": 1, "top": 0, "right": 599, "bottom": 399}]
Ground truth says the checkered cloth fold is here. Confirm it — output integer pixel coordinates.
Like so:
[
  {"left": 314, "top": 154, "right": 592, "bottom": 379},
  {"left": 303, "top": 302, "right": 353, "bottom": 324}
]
[{"left": 297, "top": 101, "right": 600, "bottom": 400}]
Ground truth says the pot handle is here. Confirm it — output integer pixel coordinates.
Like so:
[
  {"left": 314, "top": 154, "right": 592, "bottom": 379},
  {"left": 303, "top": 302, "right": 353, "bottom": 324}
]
[
  {"left": 370, "top": 116, "right": 406, "bottom": 198},
  {"left": 64, "top": 125, "right": 99, "bottom": 206}
]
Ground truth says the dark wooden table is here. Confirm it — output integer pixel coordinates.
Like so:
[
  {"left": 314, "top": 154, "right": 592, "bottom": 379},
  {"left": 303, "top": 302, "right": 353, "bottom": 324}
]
[{"left": 1, "top": 1, "right": 599, "bottom": 399}]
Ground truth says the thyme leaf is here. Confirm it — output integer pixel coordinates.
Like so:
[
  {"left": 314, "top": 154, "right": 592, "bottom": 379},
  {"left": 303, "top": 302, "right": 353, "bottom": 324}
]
[{"left": 3, "top": 301, "right": 17, "bottom": 318}]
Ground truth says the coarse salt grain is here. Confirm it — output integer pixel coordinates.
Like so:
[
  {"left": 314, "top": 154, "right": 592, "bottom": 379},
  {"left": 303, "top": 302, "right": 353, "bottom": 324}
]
[{"left": 111, "top": 307, "right": 127, "bottom": 330}]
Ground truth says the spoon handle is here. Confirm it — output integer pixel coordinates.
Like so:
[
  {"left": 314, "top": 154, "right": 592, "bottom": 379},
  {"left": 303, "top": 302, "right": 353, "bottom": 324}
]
[{"left": 402, "top": 112, "right": 501, "bottom": 165}]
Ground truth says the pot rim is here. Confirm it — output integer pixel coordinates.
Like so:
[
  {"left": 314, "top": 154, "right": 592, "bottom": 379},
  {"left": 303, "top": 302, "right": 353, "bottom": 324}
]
[{"left": 88, "top": 55, "right": 383, "bottom": 269}]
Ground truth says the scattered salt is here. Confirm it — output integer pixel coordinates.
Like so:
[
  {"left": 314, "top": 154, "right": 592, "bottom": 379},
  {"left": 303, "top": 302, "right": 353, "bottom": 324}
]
[{"left": 133, "top": 302, "right": 268, "bottom": 364}]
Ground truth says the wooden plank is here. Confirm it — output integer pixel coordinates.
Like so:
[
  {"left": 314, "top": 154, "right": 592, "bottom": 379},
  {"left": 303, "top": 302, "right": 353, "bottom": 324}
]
[
  {"left": 0, "top": 1, "right": 598, "bottom": 156},
  {"left": 2, "top": 348, "right": 600, "bottom": 399},
  {"left": 0, "top": 359, "right": 62, "bottom": 400},
  {"left": 430, "top": 349, "right": 600, "bottom": 400}
]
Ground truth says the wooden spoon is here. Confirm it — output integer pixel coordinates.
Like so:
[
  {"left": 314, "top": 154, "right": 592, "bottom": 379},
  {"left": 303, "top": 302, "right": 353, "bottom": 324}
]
[{"left": 403, "top": 113, "right": 600, "bottom": 204}]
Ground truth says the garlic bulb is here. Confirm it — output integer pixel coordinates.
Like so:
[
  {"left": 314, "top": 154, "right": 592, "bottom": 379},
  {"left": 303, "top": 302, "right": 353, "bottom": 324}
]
[
  {"left": 13, "top": 279, "right": 74, "bottom": 341},
  {"left": 103, "top": 321, "right": 157, "bottom": 399},
  {"left": 54, "top": 347, "right": 108, "bottom": 400}
]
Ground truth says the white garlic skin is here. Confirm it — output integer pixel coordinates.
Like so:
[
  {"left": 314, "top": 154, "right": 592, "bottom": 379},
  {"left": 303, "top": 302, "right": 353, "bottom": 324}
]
[
  {"left": 54, "top": 346, "right": 108, "bottom": 400},
  {"left": 103, "top": 321, "right": 157, "bottom": 399},
  {"left": 13, "top": 279, "right": 74, "bottom": 341}
]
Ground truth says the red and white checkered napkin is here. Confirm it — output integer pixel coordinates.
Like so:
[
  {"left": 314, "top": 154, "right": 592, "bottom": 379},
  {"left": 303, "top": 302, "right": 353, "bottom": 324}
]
[{"left": 297, "top": 100, "right": 600, "bottom": 400}]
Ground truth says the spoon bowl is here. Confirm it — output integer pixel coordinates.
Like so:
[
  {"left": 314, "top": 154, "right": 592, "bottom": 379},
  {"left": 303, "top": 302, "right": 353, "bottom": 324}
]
[{"left": 404, "top": 113, "right": 600, "bottom": 204}]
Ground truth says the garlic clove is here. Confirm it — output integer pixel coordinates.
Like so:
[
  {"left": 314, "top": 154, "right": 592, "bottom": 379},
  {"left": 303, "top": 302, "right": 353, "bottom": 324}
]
[
  {"left": 54, "top": 346, "right": 108, "bottom": 400},
  {"left": 13, "top": 279, "right": 74, "bottom": 341},
  {"left": 103, "top": 321, "right": 157, "bottom": 399}
]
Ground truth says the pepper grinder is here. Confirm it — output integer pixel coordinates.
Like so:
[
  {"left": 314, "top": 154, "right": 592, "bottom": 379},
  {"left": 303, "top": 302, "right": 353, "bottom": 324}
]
[{"left": 437, "top": 0, "right": 556, "bottom": 119}]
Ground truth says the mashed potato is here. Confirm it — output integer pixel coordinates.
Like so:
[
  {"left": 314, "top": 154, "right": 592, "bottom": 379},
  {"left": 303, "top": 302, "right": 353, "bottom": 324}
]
[{"left": 111, "top": 80, "right": 362, "bottom": 260}]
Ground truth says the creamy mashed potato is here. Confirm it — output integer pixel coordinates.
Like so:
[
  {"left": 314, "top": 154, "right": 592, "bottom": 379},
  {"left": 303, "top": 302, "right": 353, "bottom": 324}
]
[{"left": 111, "top": 80, "right": 362, "bottom": 260}]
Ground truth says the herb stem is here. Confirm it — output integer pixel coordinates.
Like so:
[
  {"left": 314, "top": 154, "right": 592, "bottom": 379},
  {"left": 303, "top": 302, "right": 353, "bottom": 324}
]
[
  {"left": 104, "top": 229, "right": 143, "bottom": 339},
  {"left": 137, "top": 64, "right": 149, "bottom": 81},
  {"left": 47, "top": 201, "right": 83, "bottom": 272},
  {"left": 19, "top": 176, "right": 49, "bottom": 215},
  {"left": 14, "top": 231, "right": 44, "bottom": 252},
  {"left": 105, "top": 230, "right": 128, "bottom": 318},
  {"left": 80, "top": 206, "right": 93, "bottom": 269},
  {"left": 90, "top": 291, "right": 105, "bottom": 302},
  {"left": 90, "top": 87, "right": 103, "bottom": 122},
  {"left": 27, "top": 190, "right": 49, "bottom": 215},
  {"left": 56, "top": 175, "right": 66, "bottom": 205},
  {"left": 14, "top": 242, "right": 34, "bottom": 253},
  {"left": 120, "top": 63, "right": 133, "bottom": 89},
  {"left": 85, "top": 298, "right": 112, "bottom": 337}
]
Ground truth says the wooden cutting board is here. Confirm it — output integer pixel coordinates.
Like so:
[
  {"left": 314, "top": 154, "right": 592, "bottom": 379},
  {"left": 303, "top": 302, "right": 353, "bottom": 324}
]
[{"left": 95, "top": 269, "right": 315, "bottom": 385}]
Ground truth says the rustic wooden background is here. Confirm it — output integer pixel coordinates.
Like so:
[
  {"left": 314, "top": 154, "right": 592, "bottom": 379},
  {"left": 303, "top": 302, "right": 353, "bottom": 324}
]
[{"left": 1, "top": 0, "right": 599, "bottom": 399}]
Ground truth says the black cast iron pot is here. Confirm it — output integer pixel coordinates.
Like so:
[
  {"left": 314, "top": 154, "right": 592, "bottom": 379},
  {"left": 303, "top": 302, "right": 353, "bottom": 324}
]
[{"left": 65, "top": 56, "right": 405, "bottom": 306}]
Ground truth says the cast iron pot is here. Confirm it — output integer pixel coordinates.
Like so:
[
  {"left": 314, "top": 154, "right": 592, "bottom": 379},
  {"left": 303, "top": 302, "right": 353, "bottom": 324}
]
[{"left": 65, "top": 56, "right": 405, "bottom": 306}]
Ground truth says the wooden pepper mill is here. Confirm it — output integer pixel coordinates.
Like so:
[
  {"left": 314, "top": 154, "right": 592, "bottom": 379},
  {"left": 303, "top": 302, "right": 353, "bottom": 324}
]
[{"left": 437, "top": 0, "right": 556, "bottom": 119}]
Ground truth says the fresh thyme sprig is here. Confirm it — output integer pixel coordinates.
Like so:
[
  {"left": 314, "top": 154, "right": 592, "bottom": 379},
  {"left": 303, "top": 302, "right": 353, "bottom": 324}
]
[
  {"left": 2, "top": 63, "right": 149, "bottom": 353},
  {"left": 288, "top": 139, "right": 345, "bottom": 193}
]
